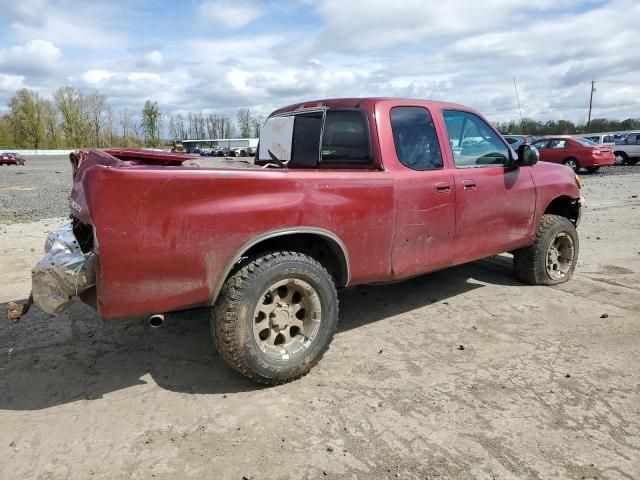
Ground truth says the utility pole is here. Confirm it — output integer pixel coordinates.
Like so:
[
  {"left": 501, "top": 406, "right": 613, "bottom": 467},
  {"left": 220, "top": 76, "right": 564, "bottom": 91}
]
[
  {"left": 513, "top": 76, "right": 524, "bottom": 133},
  {"left": 587, "top": 80, "right": 596, "bottom": 133}
]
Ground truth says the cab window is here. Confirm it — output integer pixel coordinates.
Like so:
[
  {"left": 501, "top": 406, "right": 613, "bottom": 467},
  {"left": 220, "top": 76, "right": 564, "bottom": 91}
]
[
  {"left": 442, "top": 110, "right": 510, "bottom": 167},
  {"left": 390, "top": 107, "right": 443, "bottom": 171}
]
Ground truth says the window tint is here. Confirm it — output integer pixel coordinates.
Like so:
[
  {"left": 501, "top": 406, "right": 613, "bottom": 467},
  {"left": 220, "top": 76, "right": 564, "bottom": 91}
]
[
  {"left": 505, "top": 137, "right": 518, "bottom": 144},
  {"left": 442, "top": 110, "right": 510, "bottom": 167},
  {"left": 549, "top": 139, "right": 568, "bottom": 148},
  {"left": 321, "top": 110, "right": 371, "bottom": 165},
  {"left": 390, "top": 107, "right": 442, "bottom": 171},
  {"left": 291, "top": 112, "right": 323, "bottom": 167}
]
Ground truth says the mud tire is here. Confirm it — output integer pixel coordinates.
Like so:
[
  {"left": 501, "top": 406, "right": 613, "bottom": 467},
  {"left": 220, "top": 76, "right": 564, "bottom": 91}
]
[
  {"left": 211, "top": 251, "right": 338, "bottom": 385},
  {"left": 513, "top": 214, "right": 579, "bottom": 285}
]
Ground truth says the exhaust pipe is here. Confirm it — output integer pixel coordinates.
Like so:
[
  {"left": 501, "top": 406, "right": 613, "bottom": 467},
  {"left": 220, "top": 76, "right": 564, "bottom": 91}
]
[{"left": 148, "top": 314, "right": 165, "bottom": 328}]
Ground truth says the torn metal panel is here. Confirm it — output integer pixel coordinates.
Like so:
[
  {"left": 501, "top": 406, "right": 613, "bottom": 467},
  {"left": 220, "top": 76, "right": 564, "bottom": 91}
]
[{"left": 31, "top": 222, "right": 96, "bottom": 315}]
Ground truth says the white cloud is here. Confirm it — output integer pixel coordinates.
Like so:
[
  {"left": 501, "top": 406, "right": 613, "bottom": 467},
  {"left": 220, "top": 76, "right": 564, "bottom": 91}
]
[
  {"left": 137, "top": 50, "right": 164, "bottom": 68},
  {"left": 197, "top": 0, "right": 264, "bottom": 29},
  {"left": 1, "top": 0, "right": 126, "bottom": 49},
  {"left": 0, "top": 74, "right": 25, "bottom": 93},
  {"left": 0, "top": 40, "right": 61, "bottom": 76}
]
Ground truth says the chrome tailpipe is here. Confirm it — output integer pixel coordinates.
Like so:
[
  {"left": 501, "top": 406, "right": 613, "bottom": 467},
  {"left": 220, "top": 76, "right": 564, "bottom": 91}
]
[{"left": 148, "top": 314, "right": 165, "bottom": 328}]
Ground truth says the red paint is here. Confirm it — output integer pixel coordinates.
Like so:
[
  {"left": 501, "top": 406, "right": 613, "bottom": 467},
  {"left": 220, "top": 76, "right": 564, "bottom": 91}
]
[{"left": 70, "top": 98, "right": 581, "bottom": 319}]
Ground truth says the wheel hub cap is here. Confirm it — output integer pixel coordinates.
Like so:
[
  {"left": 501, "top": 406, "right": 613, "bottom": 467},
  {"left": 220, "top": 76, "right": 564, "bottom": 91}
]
[
  {"left": 253, "top": 278, "right": 322, "bottom": 360},
  {"left": 546, "top": 232, "right": 575, "bottom": 280}
]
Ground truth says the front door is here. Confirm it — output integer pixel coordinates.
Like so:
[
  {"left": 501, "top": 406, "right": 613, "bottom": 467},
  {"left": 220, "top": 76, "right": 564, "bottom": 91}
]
[{"left": 441, "top": 110, "right": 536, "bottom": 264}]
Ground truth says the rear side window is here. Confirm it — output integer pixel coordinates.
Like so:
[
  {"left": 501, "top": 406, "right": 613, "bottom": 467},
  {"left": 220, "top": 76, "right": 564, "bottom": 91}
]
[
  {"left": 390, "top": 107, "right": 443, "bottom": 171},
  {"left": 291, "top": 112, "right": 323, "bottom": 167},
  {"left": 321, "top": 110, "right": 371, "bottom": 165}
]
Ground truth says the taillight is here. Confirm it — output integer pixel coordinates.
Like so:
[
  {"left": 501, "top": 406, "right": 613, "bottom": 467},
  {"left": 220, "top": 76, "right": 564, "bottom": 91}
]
[{"left": 592, "top": 148, "right": 600, "bottom": 155}]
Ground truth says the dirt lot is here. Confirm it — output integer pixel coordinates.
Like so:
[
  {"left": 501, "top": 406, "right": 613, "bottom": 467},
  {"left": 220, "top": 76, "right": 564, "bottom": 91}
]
[{"left": 1, "top": 160, "right": 639, "bottom": 479}]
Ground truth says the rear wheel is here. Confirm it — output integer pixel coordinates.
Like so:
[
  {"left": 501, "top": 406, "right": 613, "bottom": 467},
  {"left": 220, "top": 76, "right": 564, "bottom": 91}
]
[
  {"left": 513, "top": 214, "right": 579, "bottom": 285},
  {"left": 586, "top": 166, "right": 599, "bottom": 174},
  {"left": 614, "top": 152, "right": 627, "bottom": 166},
  {"left": 563, "top": 157, "right": 580, "bottom": 173},
  {"left": 211, "top": 251, "right": 338, "bottom": 385}
]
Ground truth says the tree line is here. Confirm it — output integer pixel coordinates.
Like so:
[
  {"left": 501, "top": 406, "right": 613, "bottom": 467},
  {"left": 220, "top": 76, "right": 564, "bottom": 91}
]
[
  {"left": 0, "top": 87, "right": 265, "bottom": 150},
  {"left": 2, "top": 86, "right": 639, "bottom": 149},
  {"left": 494, "top": 117, "right": 640, "bottom": 136}
]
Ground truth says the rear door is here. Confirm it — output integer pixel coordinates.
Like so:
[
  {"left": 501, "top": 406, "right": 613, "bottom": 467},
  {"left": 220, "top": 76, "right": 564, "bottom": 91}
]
[
  {"left": 389, "top": 106, "right": 455, "bottom": 278},
  {"left": 545, "top": 139, "right": 570, "bottom": 164},
  {"left": 441, "top": 110, "right": 536, "bottom": 264}
]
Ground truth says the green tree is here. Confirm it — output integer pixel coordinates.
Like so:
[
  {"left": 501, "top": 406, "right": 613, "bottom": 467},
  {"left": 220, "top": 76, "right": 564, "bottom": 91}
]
[
  {"left": 141, "top": 100, "right": 161, "bottom": 147},
  {"left": 7, "top": 89, "right": 47, "bottom": 149},
  {"left": 54, "top": 86, "right": 90, "bottom": 147},
  {"left": 237, "top": 108, "right": 252, "bottom": 138}
]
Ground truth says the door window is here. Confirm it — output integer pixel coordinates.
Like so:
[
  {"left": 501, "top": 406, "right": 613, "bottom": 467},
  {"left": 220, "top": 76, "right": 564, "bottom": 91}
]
[
  {"left": 390, "top": 107, "right": 443, "bottom": 171},
  {"left": 549, "top": 139, "right": 568, "bottom": 148},
  {"left": 533, "top": 140, "right": 549, "bottom": 149},
  {"left": 442, "top": 110, "right": 510, "bottom": 167}
]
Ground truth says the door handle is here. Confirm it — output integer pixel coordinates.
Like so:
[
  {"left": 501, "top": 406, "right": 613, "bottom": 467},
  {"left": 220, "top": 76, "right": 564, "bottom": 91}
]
[
  {"left": 462, "top": 179, "right": 476, "bottom": 191},
  {"left": 435, "top": 182, "right": 451, "bottom": 193}
]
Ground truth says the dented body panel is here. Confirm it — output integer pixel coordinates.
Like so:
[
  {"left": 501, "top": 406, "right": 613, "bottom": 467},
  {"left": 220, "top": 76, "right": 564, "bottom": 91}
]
[{"left": 35, "top": 98, "right": 581, "bottom": 319}]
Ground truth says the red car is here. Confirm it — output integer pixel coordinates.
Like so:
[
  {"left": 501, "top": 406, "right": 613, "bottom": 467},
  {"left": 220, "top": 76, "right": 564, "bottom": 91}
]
[
  {"left": 532, "top": 137, "right": 614, "bottom": 173},
  {"left": 0, "top": 152, "right": 26, "bottom": 166},
  {"left": 31, "top": 98, "right": 584, "bottom": 384}
]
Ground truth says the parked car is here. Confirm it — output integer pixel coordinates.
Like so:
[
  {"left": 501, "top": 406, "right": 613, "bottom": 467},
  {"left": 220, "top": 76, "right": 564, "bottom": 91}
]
[
  {"left": 532, "top": 136, "right": 615, "bottom": 173},
  {"left": 0, "top": 152, "right": 26, "bottom": 165},
  {"left": 199, "top": 148, "right": 212, "bottom": 156},
  {"left": 233, "top": 147, "right": 247, "bottom": 157},
  {"left": 612, "top": 132, "right": 640, "bottom": 165},
  {"left": 502, "top": 135, "right": 537, "bottom": 152},
  {"left": 216, "top": 147, "right": 232, "bottom": 157},
  {"left": 31, "top": 98, "right": 584, "bottom": 385}
]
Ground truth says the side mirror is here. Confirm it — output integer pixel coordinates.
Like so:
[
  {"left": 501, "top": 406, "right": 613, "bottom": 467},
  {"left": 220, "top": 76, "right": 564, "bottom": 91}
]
[{"left": 516, "top": 144, "right": 539, "bottom": 167}]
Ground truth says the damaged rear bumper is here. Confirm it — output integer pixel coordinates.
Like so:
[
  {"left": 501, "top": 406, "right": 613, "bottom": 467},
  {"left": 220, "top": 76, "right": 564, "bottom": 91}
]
[{"left": 31, "top": 221, "right": 96, "bottom": 315}]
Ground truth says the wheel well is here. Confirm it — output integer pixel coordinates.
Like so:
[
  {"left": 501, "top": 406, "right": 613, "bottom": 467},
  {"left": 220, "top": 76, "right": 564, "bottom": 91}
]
[
  {"left": 240, "top": 233, "right": 349, "bottom": 287},
  {"left": 544, "top": 196, "right": 580, "bottom": 224},
  {"left": 564, "top": 156, "right": 579, "bottom": 165}
]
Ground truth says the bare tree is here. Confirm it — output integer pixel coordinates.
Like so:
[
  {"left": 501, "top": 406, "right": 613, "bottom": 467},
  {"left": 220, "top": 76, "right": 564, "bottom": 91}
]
[
  {"left": 252, "top": 115, "right": 264, "bottom": 138},
  {"left": 119, "top": 108, "right": 133, "bottom": 146},
  {"left": 86, "top": 90, "right": 108, "bottom": 147}
]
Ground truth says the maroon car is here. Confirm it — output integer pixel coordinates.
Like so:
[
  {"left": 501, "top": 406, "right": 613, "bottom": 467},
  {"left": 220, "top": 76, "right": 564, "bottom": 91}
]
[
  {"left": 0, "top": 152, "right": 26, "bottom": 166},
  {"left": 532, "top": 137, "right": 614, "bottom": 173}
]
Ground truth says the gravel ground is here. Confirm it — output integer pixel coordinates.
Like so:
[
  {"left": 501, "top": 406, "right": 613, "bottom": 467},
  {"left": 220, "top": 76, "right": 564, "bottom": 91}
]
[
  {"left": 0, "top": 162, "right": 639, "bottom": 479},
  {"left": 0, "top": 156, "right": 72, "bottom": 222}
]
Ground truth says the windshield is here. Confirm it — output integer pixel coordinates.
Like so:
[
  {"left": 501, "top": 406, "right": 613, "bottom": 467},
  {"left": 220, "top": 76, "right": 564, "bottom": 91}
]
[{"left": 574, "top": 137, "right": 598, "bottom": 146}]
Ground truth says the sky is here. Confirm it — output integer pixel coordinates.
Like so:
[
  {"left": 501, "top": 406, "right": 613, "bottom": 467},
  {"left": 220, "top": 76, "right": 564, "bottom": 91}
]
[{"left": 0, "top": 0, "right": 639, "bottom": 124}]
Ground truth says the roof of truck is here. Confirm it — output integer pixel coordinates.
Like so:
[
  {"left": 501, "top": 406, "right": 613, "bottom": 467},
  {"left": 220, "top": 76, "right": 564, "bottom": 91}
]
[{"left": 270, "top": 97, "right": 472, "bottom": 116}]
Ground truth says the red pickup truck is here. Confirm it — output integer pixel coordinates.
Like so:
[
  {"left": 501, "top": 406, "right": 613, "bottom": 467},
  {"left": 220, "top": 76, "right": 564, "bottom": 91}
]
[{"left": 31, "top": 98, "right": 584, "bottom": 384}]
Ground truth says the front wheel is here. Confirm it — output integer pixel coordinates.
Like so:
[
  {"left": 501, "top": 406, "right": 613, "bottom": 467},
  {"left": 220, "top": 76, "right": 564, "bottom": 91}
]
[
  {"left": 211, "top": 251, "right": 338, "bottom": 385},
  {"left": 563, "top": 158, "right": 580, "bottom": 173},
  {"left": 513, "top": 214, "right": 579, "bottom": 285}
]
